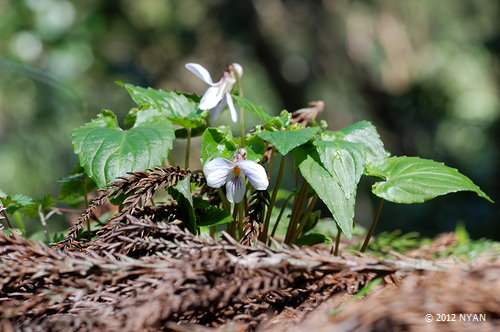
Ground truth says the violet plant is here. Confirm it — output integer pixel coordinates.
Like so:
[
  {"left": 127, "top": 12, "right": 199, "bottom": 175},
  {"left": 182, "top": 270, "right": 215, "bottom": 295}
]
[{"left": 1, "top": 62, "right": 493, "bottom": 252}]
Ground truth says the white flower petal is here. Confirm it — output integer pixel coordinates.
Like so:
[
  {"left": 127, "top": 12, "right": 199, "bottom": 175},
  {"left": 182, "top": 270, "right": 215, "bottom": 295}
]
[
  {"left": 203, "top": 158, "right": 234, "bottom": 188},
  {"left": 211, "top": 98, "right": 227, "bottom": 122},
  {"left": 185, "top": 63, "right": 216, "bottom": 85},
  {"left": 238, "top": 160, "right": 269, "bottom": 190},
  {"left": 226, "top": 93, "right": 238, "bottom": 123},
  {"left": 226, "top": 170, "right": 246, "bottom": 203},
  {"left": 200, "top": 86, "right": 224, "bottom": 110}
]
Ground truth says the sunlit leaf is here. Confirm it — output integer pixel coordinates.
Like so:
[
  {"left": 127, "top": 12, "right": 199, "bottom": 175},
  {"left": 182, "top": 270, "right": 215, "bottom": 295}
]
[
  {"left": 244, "top": 134, "right": 265, "bottom": 162},
  {"left": 201, "top": 127, "right": 238, "bottom": 165},
  {"left": 234, "top": 95, "right": 282, "bottom": 127},
  {"left": 315, "top": 139, "right": 366, "bottom": 200},
  {"left": 0, "top": 194, "right": 35, "bottom": 214},
  {"left": 120, "top": 82, "right": 205, "bottom": 128},
  {"left": 294, "top": 145, "right": 355, "bottom": 239},
  {"left": 367, "top": 156, "right": 493, "bottom": 203},
  {"left": 258, "top": 127, "right": 319, "bottom": 156},
  {"left": 73, "top": 109, "right": 175, "bottom": 188},
  {"left": 325, "top": 121, "right": 389, "bottom": 164}
]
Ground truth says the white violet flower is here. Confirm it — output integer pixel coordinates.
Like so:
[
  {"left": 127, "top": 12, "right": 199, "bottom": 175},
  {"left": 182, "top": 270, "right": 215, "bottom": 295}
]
[
  {"left": 203, "top": 147, "right": 269, "bottom": 203},
  {"left": 185, "top": 62, "right": 242, "bottom": 122}
]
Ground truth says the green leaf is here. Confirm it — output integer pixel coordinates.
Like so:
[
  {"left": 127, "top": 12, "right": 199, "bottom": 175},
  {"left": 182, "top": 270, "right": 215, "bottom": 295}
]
[
  {"left": 72, "top": 109, "right": 175, "bottom": 188},
  {"left": 201, "top": 127, "right": 238, "bottom": 165},
  {"left": 1, "top": 194, "right": 35, "bottom": 214},
  {"left": 315, "top": 139, "right": 366, "bottom": 200},
  {"left": 175, "top": 125, "right": 207, "bottom": 139},
  {"left": 120, "top": 82, "right": 205, "bottom": 128},
  {"left": 326, "top": 121, "right": 389, "bottom": 164},
  {"left": 366, "top": 156, "right": 493, "bottom": 203},
  {"left": 234, "top": 95, "right": 282, "bottom": 127},
  {"left": 296, "top": 233, "right": 332, "bottom": 246},
  {"left": 294, "top": 145, "right": 355, "bottom": 239},
  {"left": 168, "top": 175, "right": 197, "bottom": 233},
  {"left": 240, "top": 134, "right": 265, "bottom": 162},
  {"left": 2, "top": 228, "right": 23, "bottom": 237},
  {"left": 197, "top": 206, "right": 232, "bottom": 227},
  {"left": 258, "top": 127, "right": 319, "bottom": 156},
  {"left": 58, "top": 165, "right": 97, "bottom": 207}
]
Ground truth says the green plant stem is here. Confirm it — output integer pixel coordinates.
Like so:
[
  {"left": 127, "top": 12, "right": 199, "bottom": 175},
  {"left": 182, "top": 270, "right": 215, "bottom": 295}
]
[
  {"left": 235, "top": 72, "right": 245, "bottom": 146},
  {"left": 260, "top": 154, "right": 285, "bottom": 242},
  {"left": 2, "top": 209, "right": 13, "bottom": 229},
  {"left": 238, "top": 202, "right": 244, "bottom": 240},
  {"left": 285, "top": 181, "right": 309, "bottom": 244},
  {"left": 209, "top": 226, "right": 217, "bottom": 239},
  {"left": 266, "top": 147, "right": 276, "bottom": 178},
  {"left": 268, "top": 192, "right": 295, "bottom": 246},
  {"left": 217, "top": 188, "right": 231, "bottom": 213},
  {"left": 227, "top": 204, "right": 238, "bottom": 239},
  {"left": 185, "top": 128, "right": 191, "bottom": 169},
  {"left": 13, "top": 211, "right": 26, "bottom": 236},
  {"left": 83, "top": 177, "right": 90, "bottom": 237},
  {"left": 292, "top": 194, "right": 319, "bottom": 243},
  {"left": 360, "top": 198, "right": 385, "bottom": 253},
  {"left": 334, "top": 224, "right": 341, "bottom": 256}
]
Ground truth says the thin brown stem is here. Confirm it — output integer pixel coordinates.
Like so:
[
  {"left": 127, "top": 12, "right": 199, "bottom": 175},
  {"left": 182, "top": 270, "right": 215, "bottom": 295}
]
[
  {"left": 83, "top": 177, "right": 91, "bottom": 237},
  {"left": 238, "top": 202, "right": 244, "bottom": 240},
  {"left": 285, "top": 181, "right": 309, "bottom": 244},
  {"left": 37, "top": 208, "right": 50, "bottom": 243},
  {"left": 268, "top": 192, "right": 295, "bottom": 246},
  {"left": 360, "top": 198, "right": 385, "bottom": 253},
  {"left": 266, "top": 147, "right": 276, "bottom": 178},
  {"left": 227, "top": 204, "right": 238, "bottom": 239},
  {"left": 260, "top": 153, "right": 285, "bottom": 242},
  {"left": 209, "top": 226, "right": 217, "bottom": 239},
  {"left": 1, "top": 209, "right": 13, "bottom": 229},
  {"left": 291, "top": 194, "right": 319, "bottom": 243},
  {"left": 217, "top": 188, "right": 231, "bottom": 213},
  {"left": 334, "top": 224, "right": 341, "bottom": 256}
]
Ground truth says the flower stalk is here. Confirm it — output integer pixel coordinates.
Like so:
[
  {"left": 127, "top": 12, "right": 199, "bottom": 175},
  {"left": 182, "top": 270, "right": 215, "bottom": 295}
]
[
  {"left": 291, "top": 194, "right": 319, "bottom": 243},
  {"left": 268, "top": 192, "right": 295, "bottom": 246},
  {"left": 185, "top": 128, "right": 192, "bottom": 169},
  {"left": 360, "top": 198, "right": 385, "bottom": 253},
  {"left": 260, "top": 153, "right": 285, "bottom": 242},
  {"left": 285, "top": 181, "right": 309, "bottom": 244},
  {"left": 334, "top": 224, "right": 341, "bottom": 256}
]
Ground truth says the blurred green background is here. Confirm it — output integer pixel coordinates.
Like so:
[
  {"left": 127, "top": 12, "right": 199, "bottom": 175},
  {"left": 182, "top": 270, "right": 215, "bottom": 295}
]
[{"left": 0, "top": 0, "right": 498, "bottom": 239}]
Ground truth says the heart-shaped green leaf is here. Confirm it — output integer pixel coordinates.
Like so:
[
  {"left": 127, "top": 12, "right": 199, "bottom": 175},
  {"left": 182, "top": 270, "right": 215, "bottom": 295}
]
[
  {"left": 201, "top": 127, "right": 238, "bottom": 165},
  {"left": 120, "top": 82, "right": 205, "bottom": 128},
  {"left": 258, "top": 127, "right": 319, "bottom": 156},
  {"left": 234, "top": 95, "right": 282, "bottom": 128},
  {"left": 325, "top": 121, "right": 389, "bottom": 164},
  {"left": 294, "top": 145, "right": 355, "bottom": 239},
  {"left": 367, "top": 156, "right": 493, "bottom": 203},
  {"left": 314, "top": 139, "right": 367, "bottom": 200},
  {"left": 73, "top": 109, "right": 175, "bottom": 188},
  {"left": 201, "top": 127, "right": 262, "bottom": 164}
]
